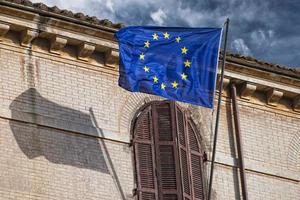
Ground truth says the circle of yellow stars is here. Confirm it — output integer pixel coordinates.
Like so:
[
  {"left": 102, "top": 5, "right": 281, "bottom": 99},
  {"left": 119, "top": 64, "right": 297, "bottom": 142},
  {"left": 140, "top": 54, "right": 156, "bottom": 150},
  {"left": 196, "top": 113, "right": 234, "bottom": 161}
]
[{"left": 139, "top": 32, "right": 192, "bottom": 91}]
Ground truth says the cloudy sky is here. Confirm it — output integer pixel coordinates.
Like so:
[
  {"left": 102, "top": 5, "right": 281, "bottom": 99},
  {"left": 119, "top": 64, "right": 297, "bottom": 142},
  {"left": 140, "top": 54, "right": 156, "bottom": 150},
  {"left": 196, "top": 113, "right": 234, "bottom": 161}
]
[{"left": 31, "top": 0, "right": 300, "bottom": 68}]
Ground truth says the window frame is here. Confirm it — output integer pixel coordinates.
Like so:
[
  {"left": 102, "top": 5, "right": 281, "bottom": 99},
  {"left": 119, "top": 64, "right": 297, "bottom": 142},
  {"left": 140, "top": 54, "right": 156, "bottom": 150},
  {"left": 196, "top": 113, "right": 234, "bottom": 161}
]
[{"left": 131, "top": 100, "right": 207, "bottom": 200}]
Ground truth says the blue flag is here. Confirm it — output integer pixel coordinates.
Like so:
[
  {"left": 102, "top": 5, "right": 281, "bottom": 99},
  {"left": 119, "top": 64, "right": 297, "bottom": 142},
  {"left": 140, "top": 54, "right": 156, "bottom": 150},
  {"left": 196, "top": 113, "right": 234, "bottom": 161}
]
[{"left": 115, "top": 26, "right": 222, "bottom": 108}]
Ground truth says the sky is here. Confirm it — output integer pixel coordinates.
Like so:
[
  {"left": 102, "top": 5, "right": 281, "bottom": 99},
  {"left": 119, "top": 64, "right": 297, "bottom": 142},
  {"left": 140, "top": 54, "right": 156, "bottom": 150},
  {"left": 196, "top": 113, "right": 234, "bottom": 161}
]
[{"left": 31, "top": 0, "right": 300, "bottom": 68}]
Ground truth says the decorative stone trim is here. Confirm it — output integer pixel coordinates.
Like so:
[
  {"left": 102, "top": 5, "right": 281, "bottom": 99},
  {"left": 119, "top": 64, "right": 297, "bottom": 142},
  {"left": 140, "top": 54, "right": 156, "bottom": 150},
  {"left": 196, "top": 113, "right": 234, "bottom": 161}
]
[
  {"left": 224, "top": 70, "right": 300, "bottom": 95},
  {"left": 118, "top": 93, "right": 163, "bottom": 135},
  {"left": 293, "top": 95, "right": 300, "bottom": 112},
  {"left": 222, "top": 77, "right": 230, "bottom": 89},
  {"left": 216, "top": 76, "right": 230, "bottom": 91},
  {"left": 78, "top": 42, "right": 95, "bottom": 61},
  {"left": 49, "top": 35, "right": 67, "bottom": 54},
  {"left": 240, "top": 82, "right": 257, "bottom": 100},
  {"left": 105, "top": 49, "right": 119, "bottom": 68},
  {"left": 20, "top": 29, "right": 39, "bottom": 47},
  {"left": 117, "top": 92, "right": 211, "bottom": 152},
  {"left": 267, "top": 89, "right": 283, "bottom": 106},
  {"left": 0, "top": 3, "right": 299, "bottom": 110},
  {"left": 0, "top": 5, "right": 120, "bottom": 66},
  {"left": 221, "top": 71, "right": 300, "bottom": 109},
  {"left": 0, "top": 23, "right": 9, "bottom": 41}
]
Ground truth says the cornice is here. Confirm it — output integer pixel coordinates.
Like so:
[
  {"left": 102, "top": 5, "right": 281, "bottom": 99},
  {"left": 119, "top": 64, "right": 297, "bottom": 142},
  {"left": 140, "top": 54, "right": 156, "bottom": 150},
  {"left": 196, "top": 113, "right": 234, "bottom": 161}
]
[
  {"left": 0, "top": 2, "right": 299, "bottom": 113},
  {"left": 0, "top": 4, "right": 119, "bottom": 69},
  {"left": 0, "top": 0, "right": 122, "bottom": 31},
  {"left": 219, "top": 72, "right": 300, "bottom": 112},
  {"left": 226, "top": 54, "right": 300, "bottom": 79}
]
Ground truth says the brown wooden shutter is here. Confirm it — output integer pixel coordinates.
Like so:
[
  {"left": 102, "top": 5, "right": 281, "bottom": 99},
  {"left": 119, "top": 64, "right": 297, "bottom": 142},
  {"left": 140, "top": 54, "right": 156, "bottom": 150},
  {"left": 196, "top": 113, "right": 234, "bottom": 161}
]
[
  {"left": 133, "top": 106, "right": 158, "bottom": 200},
  {"left": 133, "top": 101, "right": 205, "bottom": 200},
  {"left": 152, "top": 101, "right": 182, "bottom": 200},
  {"left": 176, "top": 106, "right": 192, "bottom": 200},
  {"left": 187, "top": 121, "right": 205, "bottom": 200}
]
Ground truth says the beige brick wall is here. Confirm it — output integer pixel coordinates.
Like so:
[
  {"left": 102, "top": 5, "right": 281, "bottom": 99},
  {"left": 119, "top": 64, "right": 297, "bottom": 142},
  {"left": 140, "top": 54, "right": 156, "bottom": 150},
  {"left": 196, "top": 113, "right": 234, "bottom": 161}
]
[
  {"left": 217, "top": 102, "right": 300, "bottom": 171},
  {"left": 0, "top": 44, "right": 135, "bottom": 199},
  {"left": 0, "top": 118, "right": 133, "bottom": 200},
  {"left": 212, "top": 99, "right": 300, "bottom": 199},
  {"left": 212, "top": 164, "right": 299, "bottom": 200},
  {"left": 0, "top": 34, "right": 299, "bottom": 200}
]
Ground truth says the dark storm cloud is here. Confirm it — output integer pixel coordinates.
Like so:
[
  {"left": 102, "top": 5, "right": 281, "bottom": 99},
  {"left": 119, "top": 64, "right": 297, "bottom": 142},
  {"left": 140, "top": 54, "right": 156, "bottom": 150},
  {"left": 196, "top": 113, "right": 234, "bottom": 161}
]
[{"left": 31, "top": 0, "right": 300, "bottom": 67}]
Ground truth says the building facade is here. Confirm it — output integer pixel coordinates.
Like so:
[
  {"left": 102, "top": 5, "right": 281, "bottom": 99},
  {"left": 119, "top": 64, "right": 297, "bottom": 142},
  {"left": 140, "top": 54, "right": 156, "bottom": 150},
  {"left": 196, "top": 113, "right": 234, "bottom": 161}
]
[{"left": 0, "top": 1, "right": 299, "bottom": 199}]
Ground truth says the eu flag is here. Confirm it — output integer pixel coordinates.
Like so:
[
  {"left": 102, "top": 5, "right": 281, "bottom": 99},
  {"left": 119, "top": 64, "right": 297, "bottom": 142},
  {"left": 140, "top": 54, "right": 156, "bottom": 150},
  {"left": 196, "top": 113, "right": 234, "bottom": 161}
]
[{"left": 115, "top": 26, "right": 222, "bottom": 108}]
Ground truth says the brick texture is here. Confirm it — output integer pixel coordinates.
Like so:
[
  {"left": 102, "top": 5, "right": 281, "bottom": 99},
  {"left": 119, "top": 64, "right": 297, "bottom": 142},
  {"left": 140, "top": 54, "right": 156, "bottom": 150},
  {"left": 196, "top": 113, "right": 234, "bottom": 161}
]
[
  {"left": 0, "top": 46, "right": 134, "bottom": 199},
  {"left": 0, "top": 32, "right": 299, "bottom": 200}
]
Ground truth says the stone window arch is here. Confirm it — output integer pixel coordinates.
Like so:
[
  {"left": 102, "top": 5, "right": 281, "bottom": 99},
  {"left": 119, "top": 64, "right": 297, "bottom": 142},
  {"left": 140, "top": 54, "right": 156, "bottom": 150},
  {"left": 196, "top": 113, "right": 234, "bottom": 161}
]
[{"left": 132, "top": 100, "right": 206, "bottom": 200}]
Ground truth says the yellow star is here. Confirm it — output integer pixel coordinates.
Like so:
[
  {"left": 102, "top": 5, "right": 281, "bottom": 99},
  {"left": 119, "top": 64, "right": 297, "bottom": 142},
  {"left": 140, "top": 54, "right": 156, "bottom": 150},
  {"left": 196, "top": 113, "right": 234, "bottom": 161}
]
[
  {"left": 139, "top": 53, "right": 145, "bottom": 60},
  {"left": 181, "top": 73, "right": 187, "bottom": 80},
  {"left": 184, "top": 59, "right": 191, "bottom": 67},
  {"left": 153, "top": 76, "right": 158, "bottom": 83},
  {"left": 152, "top": 33, "right": 159, "bottom": 40},
  {"left": 181, "top": 47, "right": 188, "bottom": 54},
  {"left": 161, "top": 83, "right": 166, "bottom": 90},
  {"left": 176, "top": 36, "right": 181, "bottom": 43},
  {"left": 163, "top": 32, "right": 170, "bottom": 39},
  {"left": 143, "top": 66, "right": 149, "bottom": 72},
  {"left": 171, "top": 81, "right": 178, "bottom": 88},
  {"left": 144, "top": 40, "right": 150, "bottom": 48}
]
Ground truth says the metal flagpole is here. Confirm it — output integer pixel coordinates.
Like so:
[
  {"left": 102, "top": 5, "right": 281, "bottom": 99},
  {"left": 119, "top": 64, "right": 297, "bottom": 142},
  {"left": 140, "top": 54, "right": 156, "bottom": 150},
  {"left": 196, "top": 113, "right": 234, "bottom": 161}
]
[{"left": 207, "top": 18, "right": 230, "bottom": 200}]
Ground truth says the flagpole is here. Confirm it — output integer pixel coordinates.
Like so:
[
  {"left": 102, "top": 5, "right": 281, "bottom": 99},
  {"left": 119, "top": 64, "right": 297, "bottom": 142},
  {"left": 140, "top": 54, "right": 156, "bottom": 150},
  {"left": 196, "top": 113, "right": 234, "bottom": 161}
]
[{"left": 207, "top": 18, "right": 229, "bottom": 200}]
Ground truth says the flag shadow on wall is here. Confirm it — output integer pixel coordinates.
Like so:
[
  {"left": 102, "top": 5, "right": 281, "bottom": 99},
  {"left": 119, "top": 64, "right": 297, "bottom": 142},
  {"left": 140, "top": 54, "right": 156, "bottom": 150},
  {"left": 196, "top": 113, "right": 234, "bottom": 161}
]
[{"left": 9, "top": 88, "right": 109, "bottom": 173}]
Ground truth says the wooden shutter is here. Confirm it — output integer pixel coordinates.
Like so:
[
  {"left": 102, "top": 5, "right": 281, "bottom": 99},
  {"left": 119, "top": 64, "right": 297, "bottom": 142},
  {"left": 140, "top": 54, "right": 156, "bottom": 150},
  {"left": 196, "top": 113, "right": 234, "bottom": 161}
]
[
  {"left": 133, "top": 106, "right": 158, "bottom": 200},
  {"left": 133, "top": 101, "right": 205, "bottom": 200},
  {"left": 176, "top": 106, "right": 192, "bottom": 200},
  {"left": 152, "top": 101, "right": 182, "bottom": 200},
  {"left": 187, "top": 121, "right": 205, "bottom": 200}
]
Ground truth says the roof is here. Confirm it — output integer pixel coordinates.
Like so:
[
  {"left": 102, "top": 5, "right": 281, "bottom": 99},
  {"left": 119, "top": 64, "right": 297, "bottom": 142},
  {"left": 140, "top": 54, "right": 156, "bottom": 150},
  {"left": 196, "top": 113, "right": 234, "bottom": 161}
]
[
  {"left": 0, "top": 0, "right": 123, "bottom": 30},
  {"left": 1, "top": 0, "right": 299, "bottom": 77},
  {"left": 226, "top": 53, "right": 300, "bottom": 79}
]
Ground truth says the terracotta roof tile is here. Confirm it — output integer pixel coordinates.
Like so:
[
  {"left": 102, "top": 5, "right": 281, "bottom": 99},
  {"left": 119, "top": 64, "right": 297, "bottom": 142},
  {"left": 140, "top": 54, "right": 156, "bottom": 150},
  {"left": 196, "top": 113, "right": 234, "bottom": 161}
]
[
  {"left": 1, "top": 0, "right": 124, "bottom": 29},
  {"left": 226, "top": 52, "right": 300, "bottom": 78},
  {"left": 1, "top": 0, "right": 299, "bottom": 77},
  {"left": 227, "top": 53, "right": 300, "bottom": 74}
]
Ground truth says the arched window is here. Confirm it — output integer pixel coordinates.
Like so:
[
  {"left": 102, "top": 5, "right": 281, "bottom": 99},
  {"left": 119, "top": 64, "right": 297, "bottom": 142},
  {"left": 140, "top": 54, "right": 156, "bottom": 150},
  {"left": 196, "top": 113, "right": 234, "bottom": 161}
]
[{"left": 132, "top": 101, "right": 206, "bottom": 200}]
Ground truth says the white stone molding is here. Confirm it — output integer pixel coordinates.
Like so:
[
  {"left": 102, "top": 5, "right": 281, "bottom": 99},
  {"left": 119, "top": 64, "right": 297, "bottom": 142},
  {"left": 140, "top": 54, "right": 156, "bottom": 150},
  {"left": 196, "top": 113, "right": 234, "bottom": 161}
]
[
  {"left": 0, "top": 4, "right": 299, "bottom": 110},
  {"left": 224, "top": 70, "right": 300, "bottom": 95},
  {"left": 0, "top": 23, "right": 9, "bottom": 41},
  {"left": 49, "top": 35, "right": 67, "bottom": 54},
  {"left": 78, "top": 42, "right": 95, "bottom": 61},
  {"left": 222, "top": 77, "right": 230, "bottom": 89},
  {"left": 105, "top": 49, "right": 119, "bottom": 68},
  {"left": 118, "top": 93, "right": 163, "bottom": 135},
  {"left": 267, "top": 89, "right": 284, "bottom": 106},
  {"left": 20, "top": 29, "right": 39, "bottom": 47},
  {"left": 240, "top": 82, "right": 257, "bottom": 100},
  {"left": 221, "top": 70, "right": 300, "bottom": 110},
  {"left": 216, "top": 76, "right": 230, "bottom": 91},
  {"left": 293, "top": 95, "right": 300, "bottom": 112}
]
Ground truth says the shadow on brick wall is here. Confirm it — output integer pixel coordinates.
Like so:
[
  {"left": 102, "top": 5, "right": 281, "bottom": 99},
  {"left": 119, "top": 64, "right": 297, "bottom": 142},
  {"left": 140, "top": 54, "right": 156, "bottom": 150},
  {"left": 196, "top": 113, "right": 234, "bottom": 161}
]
[{"left": 9, "top": 88, "right": 109, "bottom": 173}]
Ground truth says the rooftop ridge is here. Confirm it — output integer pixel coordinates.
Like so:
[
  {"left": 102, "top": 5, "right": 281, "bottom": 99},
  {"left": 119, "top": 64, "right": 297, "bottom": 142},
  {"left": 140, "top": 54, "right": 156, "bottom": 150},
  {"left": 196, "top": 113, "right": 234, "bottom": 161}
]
[
  {"left": 226, "top": 52, "right": 300, "bottom": 78},
  {"left": 0, "top": 0, "right": 123, "bottom": 30},
  {"left": 0, "top": 0, "right": 299, "bottom": 76}
]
